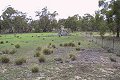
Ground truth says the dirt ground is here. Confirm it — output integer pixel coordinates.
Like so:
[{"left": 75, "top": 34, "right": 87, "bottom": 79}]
[{"left": 0, "top": 47, "right": 120, "bottom": 80}]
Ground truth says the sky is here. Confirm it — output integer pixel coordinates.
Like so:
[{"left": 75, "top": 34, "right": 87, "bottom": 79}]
[{"left": 0, "top": 0, "right": 99, "bottom": 20}]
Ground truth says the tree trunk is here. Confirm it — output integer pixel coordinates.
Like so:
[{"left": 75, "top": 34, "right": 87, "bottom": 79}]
[{"left": 116, "top": 25, "right": 119, "bottom": 37}]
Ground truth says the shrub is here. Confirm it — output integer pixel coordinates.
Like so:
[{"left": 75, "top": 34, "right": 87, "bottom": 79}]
[
  {"left": 15, "top": 44, "right": 20, "bottom": 48},
  {"left": 31, "top": 66, "right": 39, "bottom": 73},
  {"left": 15, "top": 57, "right": 26, "bottom": 65},
  {"left": 49, "top": 43, "right": 51, "bottom": 46},
  {"left": 0, "top": 41, "right": 4, "bottom": 44},
  {"left": 78, "top": 42, "right": 81, "bottom": 45},
  {"left": 76, "top": 47, "right": 80, "bottom": 51},
  {"left": 34, "top": 52, "right": 40, "bottom": 57},
  {"left": 36, "top": 47, "right": 42, "bottom": 51},
  {"left": 1, "top": 56, "right": 10, "bottom": 63},
  {"left": 69, "top": 54, "right": 76, "bottom": 61},
  {"left": 9, "top": 49, "right": 17, "bottom": 54},
  {"left": 43, "top": 48, "right": 53, "bottom": 55},
  {"left": 2, "top": 49, "right": 9, "bottom": 54},
  {"left": 110, "top": 57, "right": 116, "bottom": 62},
  {"left": 38, "top": 55, "right": 46, "bottom": 63}
]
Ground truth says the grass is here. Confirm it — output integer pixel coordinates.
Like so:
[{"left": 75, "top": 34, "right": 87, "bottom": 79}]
[
  {"left": 0, "top": 56, "right": 10, "bottom": 63},
  {"left": 0, "top": 32, "right": 101, "bottom": 79},
  {"left": 31, "top": 66, "right": 39, "bottom": 73},
  {"left": 15, "top": 57, "right": 26, "bottom": 65}
]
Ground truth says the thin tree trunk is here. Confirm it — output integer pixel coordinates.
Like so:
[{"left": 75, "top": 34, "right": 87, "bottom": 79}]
[{"left": 116, "top": 25, "right": 119, "bottom": 37}]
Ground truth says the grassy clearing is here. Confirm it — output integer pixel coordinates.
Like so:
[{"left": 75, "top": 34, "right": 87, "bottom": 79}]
[{"left": 0, "top": 32, "right": 101, "bottom": 80}]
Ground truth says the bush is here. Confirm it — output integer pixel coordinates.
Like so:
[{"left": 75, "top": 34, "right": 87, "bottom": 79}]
[
  {"left": 2, "top": 49, "right": 9, "bottom": 54},
  {"left": 36, "top": 47, "right": 42, "bottom": 51},
  {"left": 43, "top": 48, "right": 53, "bottom": 55},
  {"left": 69, "top": 54, "right": 76, "bottom": 61},
  {"left": 15, "top": 57, "right": 26, "bottom": 65},
  {"left": 1, "top": 56, "right": 10, "bottom": 63},
  {"left": 9, "top": 49, "right": 17, "bottom": 54},
  {"left": 34, "top": 52, "right": 40, "bottom": 57},
  {"left": 0, "top": 41, "right": 4, "bottom": 44},
  {"left": 15, "top": 44, "right": 20, "bottom": 48},
  {"left": 78, "top": 42, "right": 81, "bottom": 45},
  {"left": 38, "top": 55, "right": 46, "bottom": 63},
  {"left": 76, "top": 47, "right": 80, "bottom": 51},
  {"left": 31, "top": 66, "right": 39, "bottom": 73},
  {"left": 52, "top": 45, "right": 56, "bottom": 48},
  {"left": 110, "top": 57, "right": 116, "bottom": 62}
]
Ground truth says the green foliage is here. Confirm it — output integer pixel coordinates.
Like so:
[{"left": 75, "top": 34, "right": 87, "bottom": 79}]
[
  {"left": 15, "top": 44, "right": 20, "bottom": 48},
  {"left": 0, "top": 41, "right": 4, "bottom": 44},
  {"left": 34, "top": 52, "right": 40, "bottom": 57},
  {"left": 38, "top": 55, "right": 46, "bottom": 63},
  {"left": 1, "top": 56, "right": 10, "bottom": 63},
  {"left": 43, "top": 48, "right": 53, "bottom": 55},
  {"left": 15, "top": 57, "right": 26, "bottom": 65},
  {"left": 31, "top": 66, "right": 39, "bottom": 73},
  {"left": 59, "top": 44, "right": 63, "bottom": 47},
  {"left": 78, "top": 42, "right": 81, "bottom": 45}
]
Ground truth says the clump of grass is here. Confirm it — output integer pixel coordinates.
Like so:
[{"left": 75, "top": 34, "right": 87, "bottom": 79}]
[
  {"left": 52, "top": 45, "right": 56, "bottom": 48},
  {"left": 36, "top": 47, "right": 42, "bottom": 51},
  {"left": 6, "top": 41, "right": 9, "bottom": 43},
  {"left": 78, "top": 42, "right": 81, "bottom": 45},
  {"left": 116, "top": 53, "right": 120, "bottom": 57},
  {"left": 34, "top": 52, "right": 40, "bottom": 57},
  {"left": 1, "top": 56, "right": 10, "bottom": 63},
  {"left": 11, "top": 43, "right": 14, "bottom": 45},
  {"left": 43, "top": 48, "right": 53, "bottom": 55},
  {"left": 49, "top": 43, "right": 51, "bottom": 46},
  {"left": 0, "top": 41, "right": 4, "bottom": 44},
  {"left": 64, "top": 43, "right": 68, "bottom": 47},
  {"left": 2, "top": 49, "right": 9, "bottom": 54},
  {"left": 15, "top": 44, "right": 20, "bottom": 48},
  {"left": 38, "top": 55, "right": 46, "bottom": 63},
  {"left": 76, "top": 47, "right": 80, "bottom": 51},
  {"left": 54, "top": 57, "right": 63, "bottom": 63},
  {"left": 59, "top": 44, "right": 63, "bottom": 47},
  {"left": 9, "top": 49, "right": 17, "bottom": 54},
  {"left": 63, "top": 42, "right": 75, "bottom": 47},
  {"left": 31, "top": 66, "right": 39, "bottom": 73},
  {"left": 110, "top": 57, "right": 116, "bottom": 62},
  {"left": 15, "top": 57, "right": 26, "bottom": 65},
  {"left": 68, "top": 42, "right": 75, "bottom": 47},
  {"left": 69, "top": 54, "right": 76, "bottom": 61}
]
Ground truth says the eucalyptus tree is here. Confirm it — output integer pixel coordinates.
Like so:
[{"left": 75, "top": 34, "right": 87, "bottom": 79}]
[{"left": 99, "top": 0, "right": 120, "bottom": 37}]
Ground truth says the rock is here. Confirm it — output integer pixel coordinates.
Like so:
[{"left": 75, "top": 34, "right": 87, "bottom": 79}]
[{"left": 0, "top": 51, "right": 3, "bottom": 54}]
